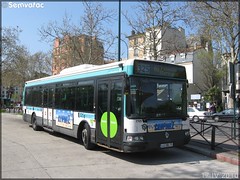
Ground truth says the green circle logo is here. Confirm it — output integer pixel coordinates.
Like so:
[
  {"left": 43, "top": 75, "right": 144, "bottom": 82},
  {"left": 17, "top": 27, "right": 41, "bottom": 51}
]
[{"left": 100, "top": 112, "right": 118, "bottom": 138}]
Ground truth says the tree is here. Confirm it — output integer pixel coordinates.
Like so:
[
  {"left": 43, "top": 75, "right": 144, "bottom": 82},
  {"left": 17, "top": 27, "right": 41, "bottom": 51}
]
[
  {"left": 2, "top": 27, "right": 51, "bottom": 89},
  {"left": 123, "top": 1, "right": 188, "bottom": 60},
  {"left": 39, "top": 2, "right": 116, "bottom": 68},
  {"left": 2, "top": 27, "right": 29, "bottom": 87},
  {"left": 186, "top": 1, "right": 239, "bottom": 108},
  {"left": 197, "top": 50, "right": 223, "bottom": 91},
  {"left": 29, "top": 52, "right": 52, "bottom": 79},
  {"left": 196, "top": 50, "right": 223, "bottom": 104},
  {"left": 80, "top": 2, "right": 116, "bottom": 61},
  {"left": 204, "top": 86, "right": 222, "bottom": 108},
  {"left": 186, "top": 1, "right": 239, "bottom": 63}
]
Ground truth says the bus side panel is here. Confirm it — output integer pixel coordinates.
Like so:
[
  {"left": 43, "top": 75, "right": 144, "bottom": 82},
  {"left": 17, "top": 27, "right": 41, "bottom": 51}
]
[
  {"left": 73, "top": 111, "right": 96, "bottom": 142},
  {"left": 23, "top": 106, "right": 31, "bottom": 123},
  {"left": 51, "top": 119, "right": 76, "bottom": 137},
  {"left": 49, "top": 110, "right": 96, "bottom": 140},
  {"left": 23, "top": 106, "right": 43, "bottom": 124}
]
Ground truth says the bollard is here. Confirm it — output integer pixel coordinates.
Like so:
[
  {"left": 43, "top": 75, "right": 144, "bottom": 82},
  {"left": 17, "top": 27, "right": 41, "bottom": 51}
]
[{"left": 211, "top": 125, "right": 215, "bottom": 150}]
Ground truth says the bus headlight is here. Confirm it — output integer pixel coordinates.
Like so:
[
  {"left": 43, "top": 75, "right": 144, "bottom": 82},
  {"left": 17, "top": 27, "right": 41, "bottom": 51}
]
[{"left": 126, "top": 136, "right": 133, "bottom": 141}]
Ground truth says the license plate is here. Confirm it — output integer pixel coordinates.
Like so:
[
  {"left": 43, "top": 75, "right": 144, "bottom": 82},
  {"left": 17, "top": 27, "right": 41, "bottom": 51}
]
[{"left": 160, "top": 142, "right": 173, "bottom": 148}]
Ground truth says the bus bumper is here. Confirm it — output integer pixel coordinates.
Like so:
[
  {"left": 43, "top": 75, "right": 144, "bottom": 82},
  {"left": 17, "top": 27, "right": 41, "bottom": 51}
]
[{"left": 122, "top": 130, "right": 190, "bottom": 152}]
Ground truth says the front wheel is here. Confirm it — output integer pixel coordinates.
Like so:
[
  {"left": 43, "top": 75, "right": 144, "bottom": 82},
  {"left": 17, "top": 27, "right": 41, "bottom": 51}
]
[{"left": 82, "top": 123, "right": 95, "bottom": 150}]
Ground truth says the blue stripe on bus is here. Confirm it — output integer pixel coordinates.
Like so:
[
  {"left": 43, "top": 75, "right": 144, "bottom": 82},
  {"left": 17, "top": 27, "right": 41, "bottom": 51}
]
[
  {"left": 78, "top": 112, "right": 95, "bottom": 119},
  {"left": 26, "top": 106, "right": 43, "bottom": 111}
]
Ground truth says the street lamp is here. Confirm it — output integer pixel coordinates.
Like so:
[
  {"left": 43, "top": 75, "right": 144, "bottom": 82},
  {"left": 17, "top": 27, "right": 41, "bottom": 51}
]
[
  {"left": 121, "top": 38, "right": 128, "bottom": 59},
  {"left": 117, "top": 36, "right": 128, "bottom": 59},
  {"left": 118, "top": 0, "right": 121, "bottom": 61}
]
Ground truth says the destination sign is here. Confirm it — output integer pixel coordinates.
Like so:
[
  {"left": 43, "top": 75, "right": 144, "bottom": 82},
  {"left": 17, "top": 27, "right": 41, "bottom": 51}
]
[{"left": 134, "top": 60, "right": 186, "bottom": 79}]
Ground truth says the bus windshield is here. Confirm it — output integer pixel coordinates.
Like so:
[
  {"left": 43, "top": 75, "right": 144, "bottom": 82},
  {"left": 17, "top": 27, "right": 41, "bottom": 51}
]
[{"left": 127, "top": 77, "right": 187, "bottom": 119}]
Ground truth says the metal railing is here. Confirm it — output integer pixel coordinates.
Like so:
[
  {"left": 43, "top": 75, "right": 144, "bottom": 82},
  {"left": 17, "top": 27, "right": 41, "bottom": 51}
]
[
  {"left": 190, "top": 120, "right": 239, "bottom": 150},
  {"left": 4, "top": 107, "right": 23, "bottom": 114}
]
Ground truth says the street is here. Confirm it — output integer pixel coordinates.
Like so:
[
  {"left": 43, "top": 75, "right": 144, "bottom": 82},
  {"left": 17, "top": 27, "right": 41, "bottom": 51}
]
[{"left": 1, "top": 113, "right": 239, "bottom": 179}]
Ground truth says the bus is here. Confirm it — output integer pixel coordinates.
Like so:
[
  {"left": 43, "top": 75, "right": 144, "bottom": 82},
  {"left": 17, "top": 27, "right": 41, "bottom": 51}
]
[{"left": 22, "top": 59, "right": 190, "bottom": 152}]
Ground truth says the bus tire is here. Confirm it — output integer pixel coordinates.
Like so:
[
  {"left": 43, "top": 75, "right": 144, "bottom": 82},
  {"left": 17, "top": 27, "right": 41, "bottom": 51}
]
[
  {"left": 32, "top": 114, "right": 42, "bottom": 131},
  {"left": 82, "top": 123, "right": 95, "bottom": 150}
]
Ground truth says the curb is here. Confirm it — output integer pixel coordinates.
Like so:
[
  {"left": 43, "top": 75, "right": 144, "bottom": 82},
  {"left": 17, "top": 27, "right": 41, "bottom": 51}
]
[
  {"left": 214, "top": 152, "right": 239, "bottom": 166},
  {"left": 184, "top": 144, "right": 239, "bottom": 166}
]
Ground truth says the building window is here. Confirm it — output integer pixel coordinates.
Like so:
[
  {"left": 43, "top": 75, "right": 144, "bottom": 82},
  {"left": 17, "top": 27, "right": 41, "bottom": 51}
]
[
  {"left": 180, "top": 53, "right": 186, "bottom": 59},
  {"left": 170, "top": 54, "right": 176, "bottom": 63},
  {"left": 134, "top": 38, "right": 138, "bottom": 45},
  {"left": 134, "top": 48, "right": 139, "bottom": 57},
  {"left": 143, "top": 47, "right": 146, "bottom": 55}
]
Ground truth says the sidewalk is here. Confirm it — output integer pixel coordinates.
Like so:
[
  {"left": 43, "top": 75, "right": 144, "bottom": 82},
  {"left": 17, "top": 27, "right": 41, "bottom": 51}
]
[
  {"left": 183, "top": 132, "right": 239, "bottom": 166},
  {"left": 184, "top": 139, "right": 239, "bottom": 165}
]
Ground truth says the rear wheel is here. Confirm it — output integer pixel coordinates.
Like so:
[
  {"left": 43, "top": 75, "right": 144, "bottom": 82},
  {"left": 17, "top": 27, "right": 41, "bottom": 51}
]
[
  {"left": 32, "top": 115, "right": 42, "bottom": 131},
  {"left": 82, "top": 123, "right": 95, "bottom": 150}
]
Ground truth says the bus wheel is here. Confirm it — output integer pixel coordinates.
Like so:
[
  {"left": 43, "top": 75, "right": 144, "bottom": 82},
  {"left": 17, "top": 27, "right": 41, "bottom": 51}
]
[
  {"left": 82, "top": 123, "right": 95, "bottom": 150},
  {"left": 32, "top": 115, "right": 42, "bottom": 131}
]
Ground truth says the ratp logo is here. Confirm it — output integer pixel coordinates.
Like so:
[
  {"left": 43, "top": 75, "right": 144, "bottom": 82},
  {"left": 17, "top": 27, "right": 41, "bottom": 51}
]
[{"left": 3, "top": 2, "right": 44, "bottom": 9}]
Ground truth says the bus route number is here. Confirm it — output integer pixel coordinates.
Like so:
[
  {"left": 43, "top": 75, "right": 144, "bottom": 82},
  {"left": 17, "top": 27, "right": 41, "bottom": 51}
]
[{"left": 137, "top": 64, "right": 150, "bottom": 74}]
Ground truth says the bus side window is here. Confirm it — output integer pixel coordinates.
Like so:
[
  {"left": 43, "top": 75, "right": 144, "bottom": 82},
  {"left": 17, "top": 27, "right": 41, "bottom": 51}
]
[{"left": 75, "top": 85, "right": 94, "bottom": 112}]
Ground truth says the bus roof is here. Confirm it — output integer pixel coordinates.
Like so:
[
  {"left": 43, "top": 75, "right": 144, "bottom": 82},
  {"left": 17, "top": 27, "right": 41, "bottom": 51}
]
[
  {"left": 25, "top": 59, "right": 135, "bottom": 87},
  {"left": 24, "top": 59, "right": 186, "bottom": 87}
]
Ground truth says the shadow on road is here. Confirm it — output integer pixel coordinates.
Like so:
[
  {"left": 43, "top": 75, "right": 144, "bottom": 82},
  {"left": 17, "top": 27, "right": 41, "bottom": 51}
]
[{"left": 43, "top": 129, "right": 210, "bottom": 165}]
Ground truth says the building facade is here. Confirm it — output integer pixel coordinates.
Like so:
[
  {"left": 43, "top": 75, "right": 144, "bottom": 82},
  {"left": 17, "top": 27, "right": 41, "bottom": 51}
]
[
  {"left": 127, "top": 26, "right": 186, "bottom": 61},
  {"left": 52, "top": 35, "right": 104, "bottom": 75}
]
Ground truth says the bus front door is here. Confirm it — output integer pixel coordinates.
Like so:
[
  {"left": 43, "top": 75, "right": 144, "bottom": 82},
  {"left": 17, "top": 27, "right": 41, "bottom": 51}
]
[
  {"left": 96, "top": 78, "right": 123, "bottom": 150},
  {"left": 43, "top": 88, "right": 53, "bottom": 129}
]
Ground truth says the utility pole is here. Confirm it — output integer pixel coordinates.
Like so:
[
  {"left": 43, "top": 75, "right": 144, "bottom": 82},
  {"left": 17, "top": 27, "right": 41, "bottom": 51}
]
[
  {"left": 229, "top": 62, "right": 237, "bottom": 139},
  {"left": 235, "top": 59, "right": 240, "bottom": 139},
  {"left": 118, "top": 0, "right": 121, "bottom": 62}
]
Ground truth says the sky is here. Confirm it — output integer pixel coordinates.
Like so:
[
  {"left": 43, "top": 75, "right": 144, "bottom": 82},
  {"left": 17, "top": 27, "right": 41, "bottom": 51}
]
[
  {"left": 2, "top": 1, "right": 190, "bottom": 60},
  {"left": 2, "top": 1, "right": 138, "bottom": 59}
]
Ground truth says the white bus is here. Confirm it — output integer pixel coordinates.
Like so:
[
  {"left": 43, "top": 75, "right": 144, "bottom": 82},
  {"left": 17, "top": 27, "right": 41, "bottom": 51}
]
[{"left": 22, "top": 59, "right": 190, "bottom": 152}]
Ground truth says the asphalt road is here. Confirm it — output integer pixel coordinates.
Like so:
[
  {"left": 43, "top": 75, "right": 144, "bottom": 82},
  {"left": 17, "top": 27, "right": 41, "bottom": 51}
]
[{"left": 1, "top": 113, "right": 239, "bottom": 179}]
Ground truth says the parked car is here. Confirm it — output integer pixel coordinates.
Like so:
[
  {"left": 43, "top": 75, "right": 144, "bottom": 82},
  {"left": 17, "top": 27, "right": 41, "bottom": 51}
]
[
  {"left": 187, "top": 107, "right": 210, "bottom": 122},
  {"left": 211, "top": 108, "right": 239, "bottom": 122}
]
